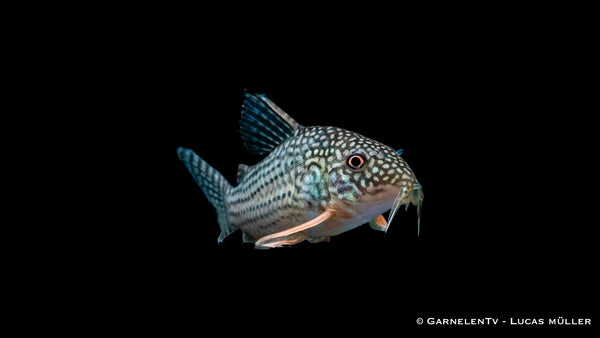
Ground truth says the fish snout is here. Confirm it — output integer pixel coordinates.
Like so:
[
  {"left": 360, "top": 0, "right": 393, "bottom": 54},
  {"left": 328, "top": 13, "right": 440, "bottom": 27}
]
[
  {"left": 411, "top": 183, "right": 424, "bottom": 206},
  {"left": 397, "top": 180, "right": 423, "bottom": 206}
]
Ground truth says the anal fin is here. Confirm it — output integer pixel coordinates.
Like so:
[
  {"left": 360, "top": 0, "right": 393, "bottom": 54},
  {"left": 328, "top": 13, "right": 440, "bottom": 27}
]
[{"left": 242, "top": 231, "right": 255, "bottom": 243}]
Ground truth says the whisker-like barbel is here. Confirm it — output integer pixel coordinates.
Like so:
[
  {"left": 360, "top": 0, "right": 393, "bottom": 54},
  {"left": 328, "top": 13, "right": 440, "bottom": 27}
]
[
  {"left": 417, "top": 199, "right": 422, "bottom": 236},
  {"left": 386, "top": 183, "right": 407, "bottom": 234},
  {"left": 386, "top": 182, "right": 423, "bottom": 235}
]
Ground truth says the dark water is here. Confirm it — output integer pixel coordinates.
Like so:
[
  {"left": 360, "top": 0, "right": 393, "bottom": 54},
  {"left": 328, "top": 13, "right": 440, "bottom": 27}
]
[
  {"left": 153, "top": 86, "right": 593, "bottom": 328},
  {"left": 114, "top": 31, "right": 593, "bottom": 333}
]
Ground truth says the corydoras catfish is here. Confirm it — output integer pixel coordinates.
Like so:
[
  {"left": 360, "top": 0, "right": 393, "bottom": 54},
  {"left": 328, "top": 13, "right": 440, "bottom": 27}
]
[{"left": 177, "top": 93, "right": 423, "bottom": 248}]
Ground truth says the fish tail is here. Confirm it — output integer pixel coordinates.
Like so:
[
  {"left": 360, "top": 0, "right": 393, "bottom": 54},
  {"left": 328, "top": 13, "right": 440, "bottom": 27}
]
[{"left": 177, "top": 147, "right": 236, "bottom": 242}]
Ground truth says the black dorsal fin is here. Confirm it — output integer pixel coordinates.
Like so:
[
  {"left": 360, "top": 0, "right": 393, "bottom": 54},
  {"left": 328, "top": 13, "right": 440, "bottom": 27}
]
[{"left": 240, "top": 93, "right": 301, "bottom": 155}]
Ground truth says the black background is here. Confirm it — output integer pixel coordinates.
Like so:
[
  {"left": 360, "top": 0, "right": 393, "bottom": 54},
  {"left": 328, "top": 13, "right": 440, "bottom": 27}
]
[{"left": 114, "top": 16, "right": 595, "bottom": 333}]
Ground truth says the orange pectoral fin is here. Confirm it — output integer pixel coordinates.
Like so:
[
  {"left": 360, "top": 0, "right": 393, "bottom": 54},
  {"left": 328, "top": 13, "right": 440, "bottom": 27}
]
[
  {"left": 255, "top": 210, "right": 336, "bottom": 249},
  {"left": 369, "top": 214, "right": 387, "bottom": 231}
]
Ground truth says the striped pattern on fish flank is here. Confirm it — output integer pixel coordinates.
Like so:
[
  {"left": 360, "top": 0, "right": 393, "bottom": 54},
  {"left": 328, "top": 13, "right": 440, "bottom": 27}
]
[
  {"left": 226, "top": 137, "right": 304, "bottom": 239},
  {"left": 177, "top": 92, "right": 423, "bottom": 248}
]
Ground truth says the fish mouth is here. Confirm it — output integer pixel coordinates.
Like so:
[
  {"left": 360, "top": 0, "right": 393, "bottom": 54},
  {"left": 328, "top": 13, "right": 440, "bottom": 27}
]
[{"left": 386, "top": 181, "right": 424, "bottom": 236}]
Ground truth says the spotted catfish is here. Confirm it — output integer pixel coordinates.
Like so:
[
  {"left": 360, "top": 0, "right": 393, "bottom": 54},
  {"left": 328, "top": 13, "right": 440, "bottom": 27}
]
[{"left": 177, "top": 93, "right": 423, "bottom": 248}]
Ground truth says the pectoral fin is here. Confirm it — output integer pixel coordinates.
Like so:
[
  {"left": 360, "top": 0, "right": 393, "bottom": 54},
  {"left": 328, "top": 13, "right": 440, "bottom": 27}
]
[
  {"left": 255, "top": 210, "right": 335, "bottom": 249},
  {"left": 369, "top": 214, "right": 387, "bottom": 231}
]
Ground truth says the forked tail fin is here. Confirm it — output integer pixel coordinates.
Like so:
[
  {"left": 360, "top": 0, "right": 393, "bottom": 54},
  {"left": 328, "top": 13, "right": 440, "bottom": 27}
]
[{"left": 177, "top": 147, "right": 236, "bottom": 242}]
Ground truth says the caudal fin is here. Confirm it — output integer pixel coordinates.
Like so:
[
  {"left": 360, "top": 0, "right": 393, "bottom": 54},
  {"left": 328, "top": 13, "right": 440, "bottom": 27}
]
[{"left": 177, "top": 147, "right": 236, "bottom": 242}]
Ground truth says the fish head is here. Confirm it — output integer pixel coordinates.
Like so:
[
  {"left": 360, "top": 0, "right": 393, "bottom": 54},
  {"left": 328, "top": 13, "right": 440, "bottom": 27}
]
[{"left": 325, "top": 128, "right": 423, "bottom": 229}]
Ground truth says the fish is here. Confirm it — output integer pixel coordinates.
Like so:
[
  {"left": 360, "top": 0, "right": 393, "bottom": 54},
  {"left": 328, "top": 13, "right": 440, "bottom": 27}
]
[{"left": 177, "top": 92, "right": 423, "bottom": 248}]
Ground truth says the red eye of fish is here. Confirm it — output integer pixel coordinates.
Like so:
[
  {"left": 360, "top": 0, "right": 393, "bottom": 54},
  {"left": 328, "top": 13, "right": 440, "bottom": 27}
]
[{"left": 347, "top": 154, "right": 366, "bottom": 170}]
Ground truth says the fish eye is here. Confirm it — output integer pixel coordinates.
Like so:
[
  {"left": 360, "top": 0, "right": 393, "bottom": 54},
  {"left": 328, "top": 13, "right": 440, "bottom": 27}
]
[{"left": 346, "top": 153, "right": 366, "bottom": 171}]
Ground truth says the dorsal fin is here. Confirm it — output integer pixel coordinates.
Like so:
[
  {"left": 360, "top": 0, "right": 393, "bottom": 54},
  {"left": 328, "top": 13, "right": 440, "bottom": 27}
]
[
  {"left": 237, "top": 163, "right": 249, "bottom": 184},
  {"left": 240, "top": 93, "right": 301, "bottom": 155}
]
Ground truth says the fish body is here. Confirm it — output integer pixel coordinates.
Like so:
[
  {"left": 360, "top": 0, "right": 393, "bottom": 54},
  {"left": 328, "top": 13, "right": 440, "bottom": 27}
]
[{"left": 177, "top": 93, "right": 423, "bottom": 248}]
